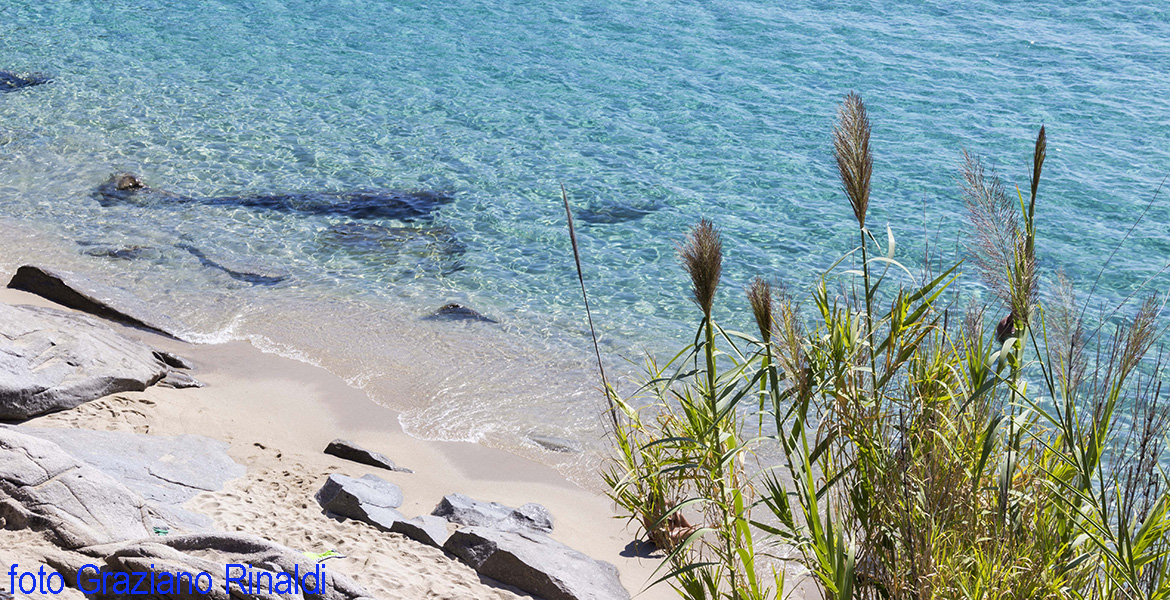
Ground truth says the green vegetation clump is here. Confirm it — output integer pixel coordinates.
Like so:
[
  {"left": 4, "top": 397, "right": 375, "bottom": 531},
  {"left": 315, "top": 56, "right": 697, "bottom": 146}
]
[{"left": 598, "top": 93, "right": 1170, "bottom": 599}]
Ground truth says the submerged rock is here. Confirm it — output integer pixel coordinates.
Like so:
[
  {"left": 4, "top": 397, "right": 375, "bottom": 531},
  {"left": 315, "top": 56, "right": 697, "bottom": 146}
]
[
  {"left": 0, "top": 70, "right": 51, "bottom": 93},
  {"left": 576, "top": 200, "right": 660, "bottom": 225},
  {"left": 0, "top": 303, "right": 168, "bottom": 419},
  {"left": 96, "top": 172, "right": 453, "bottom": 222},
  {"left": 7, "top": 264, "right": 185, "bottom": 338},
  {"left": 321, "top": 222, "right": 466, "bottom": 277},
  {"left": 445, "top": 527, "right": 630, "bottom": 600},
  {"left": 526, "top": 433, "right": 584, "bottom": 454},
  {"left": 177, "top": 244, "right": 288, "bottom": 286},
  {"left": 77, "top": 242, "right": 160, "bottom": 261},
  {"left": 324, "top": 439, "right": 412, "bottom": 473},
  {"left": 431, "top": 493, "right": 553, "bottom": 534},
  {"left": 423, "top": 303, "right": 497, "bottom": 323}
]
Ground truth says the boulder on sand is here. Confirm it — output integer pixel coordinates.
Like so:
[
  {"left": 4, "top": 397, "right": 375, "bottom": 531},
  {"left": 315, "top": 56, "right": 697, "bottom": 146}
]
[
  {"left": 445, "top": 526, "right": 630, "bottom": 600},
  {"left": 324, "top": 438, "right": 412, "bottom": 473},
  {"left": 0, "top": 303, "right": 168, "bottom": 419},
  {"left": 432, "top": 493, "right": 553, "bottom": 534},
  {"left": 7, "top": 265, "right": 185, "bottom": 338},
  {"left": 316, "top": 473, "right": 405, "bottom": 531}
]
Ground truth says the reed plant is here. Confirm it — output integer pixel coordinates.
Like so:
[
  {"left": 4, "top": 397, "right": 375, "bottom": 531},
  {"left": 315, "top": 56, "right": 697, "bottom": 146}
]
[{"left": 592, "top": 93, "right": 1170, "bottom": 599}]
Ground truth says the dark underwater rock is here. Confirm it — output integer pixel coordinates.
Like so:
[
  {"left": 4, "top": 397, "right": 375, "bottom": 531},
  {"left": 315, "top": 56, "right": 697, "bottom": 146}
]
[
  {"left": 7, "top": 264, "right": 185, "bottom": 338},
  {"left": 77, "top": 242, "right": 160, "bottom": 261},
  {"left": 0, "top": 70, "right": 51, "bottom": 93},
  {"left": 423, "top": 303, "right": 496, "bottom": 323},
  {"left": 575, "top": 200, "right": 660, "bottom": 225},
  {"left": 95, "top": 172, "right": 453, "bottom": 222},
  {"left": 177, "top": 244, "right": 288, "bottom": 286}
]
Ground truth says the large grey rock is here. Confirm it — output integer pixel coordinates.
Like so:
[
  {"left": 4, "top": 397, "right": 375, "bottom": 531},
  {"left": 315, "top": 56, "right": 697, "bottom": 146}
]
[
  {"left": 444, "top": 527, "right": 630, "bottom": 600},
  {"left": 7, "top": 265, "right": 185, "bottom": 338},
  {"left": 315, "top": 473, "right": 405, "bottom": 531},
  {"left": 324, "top": 438, "right": 411, "bottom": 473},
  {"left": 0, "top": 428, "right": 154, "bottom": 548},
  {"left": 390, "top": 515, "right": 450, "bottom": 548},
  {"left": 14, "top": 427, "right": 244, "bottom": 531},
  {"left": 74, "top": 533, "right": 372, "bottom": 600},
  {"left": 0, "top": 303, "right": 169, "bottom": 419},
  {"left": 432, "top": 493, "right": 553, "bottom": 534}
]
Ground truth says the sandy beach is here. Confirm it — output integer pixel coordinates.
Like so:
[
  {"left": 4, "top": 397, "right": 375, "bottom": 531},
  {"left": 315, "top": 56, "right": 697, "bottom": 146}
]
[{"left": 0, "top": 281, "right": 675, "bottom": 600}]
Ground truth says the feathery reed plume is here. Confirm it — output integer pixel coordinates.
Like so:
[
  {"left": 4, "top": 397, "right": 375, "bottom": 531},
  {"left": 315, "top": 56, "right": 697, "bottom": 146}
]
[
  {"left": 1049, "top": 270, "right": 1086, "bottom": 395},
  {"left": 774, "top": 284, "right": 809, "bottom": 399},
  {"left": 680, "top": 218, "right": 723, "bottom": 317},
  {"left": 1030, "top": 125, "right": 1046, "bottom": 212},
  {"left": 561, "top": 184, "right": 619, "bottom": 433},
  {"left": 834, "top": 92, "right": 873, "bottom": 229},
  {"left": 962, "top": 150, "right": 1038, "bottom": 319},
  {"left": 1118, "top": 293, "right": 1161, "bottom": 382},
  {"left": 748, "top": 276, "right": 774, "bottom": 344}
]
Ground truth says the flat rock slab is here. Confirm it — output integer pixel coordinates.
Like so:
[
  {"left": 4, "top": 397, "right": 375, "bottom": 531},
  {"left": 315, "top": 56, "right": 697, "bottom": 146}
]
[
  {"left": 432, "top": 493, "right": 553, "bottom": 534},
  {"left": 7, "top": 265, "right": 186, "bottom": 338},
  {"left": 389, "top": 515, "right": 450, "bottom": 548},
  {"left": 316, "top": 473, "right": 405, "bottom": 531},
  {"left": 324, "top": 438, "right": 411, "bottom": 473},
  {"left": 0, "top": 428, "right": 153, "bottom": 549},
  {"left": 445, "top": 527, "right": 630, "bottom": 600},
  {"left": 13, "top": 426, "right": 243, "bottom": 531},
  {"left": 0, "top": 303, "right": 168, "bottom": 419}
]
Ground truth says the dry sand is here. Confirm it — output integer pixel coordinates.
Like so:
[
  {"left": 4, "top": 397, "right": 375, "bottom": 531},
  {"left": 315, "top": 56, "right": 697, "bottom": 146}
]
[{"left": 1, "top": 285, "right": 676, "bottom": 600}]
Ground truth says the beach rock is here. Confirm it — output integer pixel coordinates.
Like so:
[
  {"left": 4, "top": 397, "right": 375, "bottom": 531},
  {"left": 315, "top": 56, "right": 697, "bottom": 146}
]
[
  {"left": 13, "top": 426, "right": 243, "bottom": 531},
  {"left": 444, "top": 527, "right": 629, "bottom": 600},
  {"left": 7, "top": 264, "right": 185, "bottom": 338},
  {"left": 324, "top": 438, "right": 412, "bottom": 473},
  {"left": 0, "top": 70, "right": 51, "bottom": 93},
  {"left": 316, "top": 474, "right": 405, "bottom": 530},
  {"left": 158, "top": 370, "right": 205, "bottom": 389},
  {"left": 0, "top": 303, "right": 169, "bottom": 419},
  {"left": 423, "top": 303, "right": 497, "bottom": 323},
  {"left": 431, "top": 493, "right": 553, "bottom": 534},
  {"left": 82, "top": 532, "right": 372, "bottom": 600},
  {"left": 0, "top": 428, "right": 154, "bottom": 548},
  {"left": 527, "top": 433, "right": 584, "bottom": 454},
  {"left": 153, "top": 350, "right": 194, "bottom": 370},
  {"left": 96, "top": 172, "right": 453, "bottom": 222},
  {"left": 390, "top": 515, "right": 450, "bottom": 548}
]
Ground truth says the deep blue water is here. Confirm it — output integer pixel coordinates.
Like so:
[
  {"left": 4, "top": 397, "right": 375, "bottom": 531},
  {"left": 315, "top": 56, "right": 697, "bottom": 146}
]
[{"left": 0, "top": 0, "right": 1166, "bottom": 481}]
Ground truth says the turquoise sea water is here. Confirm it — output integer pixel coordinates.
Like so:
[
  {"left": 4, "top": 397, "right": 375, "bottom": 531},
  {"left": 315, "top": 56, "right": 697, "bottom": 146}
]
[{"left": 0, "top": 0, "right": 1167, "bottom": 483}]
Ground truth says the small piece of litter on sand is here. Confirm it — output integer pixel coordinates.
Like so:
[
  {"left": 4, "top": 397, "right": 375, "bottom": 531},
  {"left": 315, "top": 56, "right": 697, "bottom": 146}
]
[{"left": 303, "top": 550, "right": 345, "bottom": 562}]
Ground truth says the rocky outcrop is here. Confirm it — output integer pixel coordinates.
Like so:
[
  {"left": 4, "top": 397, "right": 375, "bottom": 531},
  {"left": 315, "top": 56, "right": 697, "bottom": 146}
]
[
  {"left": 58, "top": 533, "right": 372, "bottom": 600},
  {"left": 324, "top": 439, "right": 411, "bottom": 473},
  {"left": 389, "top": 515, "right": 450, "bottom": 548},
  {"left": 445, "top": 527, "right": 630, "bottom": 600},
  {"left": 0, "top": 303, "right": 169, "bottom": 419},
  {"left": 431, "top": 493, "right": 553, "bottom": 534},
  {"left": 7, "top": 265, "right": 185, "bottom": 338},
  {"left": 13, "top": 427, "right": 243, "bottom": 531},
  {"left": 316, "top": 474, "right": 405, "bottom": 531},
  {"left": 0, "top": 428, "right": 155, "bottom": 548}
]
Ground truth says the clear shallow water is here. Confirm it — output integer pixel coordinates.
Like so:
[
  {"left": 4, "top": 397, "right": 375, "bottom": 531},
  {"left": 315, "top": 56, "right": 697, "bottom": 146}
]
[{"left": 0, "top": 0, "right": 1167, "bottom": 484}]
